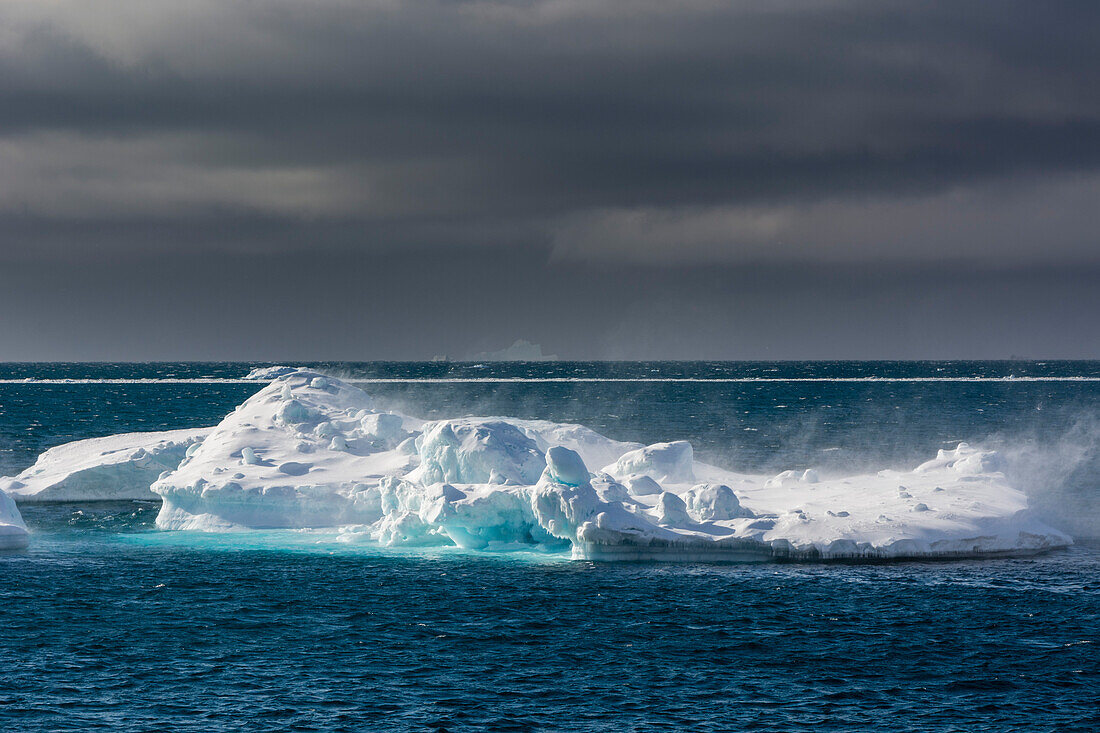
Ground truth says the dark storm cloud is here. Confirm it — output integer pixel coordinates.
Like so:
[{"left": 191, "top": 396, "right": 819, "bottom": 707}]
[
  {"left": 3, "top": 1, "right": 1099, "bottom": 225},
  {"left": 0, "top": 0, "right": 1097, "bottom": 358}
]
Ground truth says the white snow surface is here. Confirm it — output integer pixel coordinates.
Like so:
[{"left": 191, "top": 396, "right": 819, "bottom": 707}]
[
  {"left": 147, "top": 370, "right": 1071, "bottom": 561},
  {"left": 1, "top": 428, "right": 212, "bottom": 502},
  {"left": 0, "top": 488, "right": 28, "bottom": 549}
]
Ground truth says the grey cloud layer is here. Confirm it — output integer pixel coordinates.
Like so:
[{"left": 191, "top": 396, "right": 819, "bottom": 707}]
[
  {"left": 2, "top": 0, "right": 1098, "bottom": 261},
  {"left": 1, "top": 1, "right": 1098, "bottom": 358}
]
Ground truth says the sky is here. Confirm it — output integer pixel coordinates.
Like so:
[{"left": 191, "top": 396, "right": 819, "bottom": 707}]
[{"left": 0, "top": 0, "right": 1098, "bottom": 360}]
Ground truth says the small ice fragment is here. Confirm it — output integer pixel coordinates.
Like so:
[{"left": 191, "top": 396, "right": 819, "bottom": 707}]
[
  {"left": 764, "top": 470, "right": 799, "bottom": 488},
  {"left": 592, "top": 477, "right": 630, "bottom": 502},
  {"left": 360, "top": 413, "right": 404, "bottom": 442},
  {"left": 605, "top": 441, "right": 694, "bottom": 484},
  {"left": 278, "top": 400, "right": 313, "bottom": 425},
  {"left": 685, "top": 483, "right": 752, "bottom": 521},
  {"left": 655, "top": 492, "right": 691, "bottom": 525},
  {"left": 625, "top": 475, "right": 662, "bottom": 496},
  {"left": 544, "top": 446, "right": 590, "bottom": 487},
  {"left": 278, "top": 461, "right": 311, "bottom": 476}
]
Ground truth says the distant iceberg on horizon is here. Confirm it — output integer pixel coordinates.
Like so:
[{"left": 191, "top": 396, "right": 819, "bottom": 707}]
[
  {"left": 1, "top": 367, "right": 1072, "bottom": 560},
  {"left": 466, "top": 339, "right": 558, "bottom": 362}
]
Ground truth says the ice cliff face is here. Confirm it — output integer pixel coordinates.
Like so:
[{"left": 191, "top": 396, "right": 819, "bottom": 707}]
[{"left": 145, "top": 370, "right": 1071, "bottom": 561}]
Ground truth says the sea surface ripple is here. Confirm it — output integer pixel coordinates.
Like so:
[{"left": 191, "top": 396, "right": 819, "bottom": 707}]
[{"left": 2, "top": 503, "right": 1098, "bottom": 732}]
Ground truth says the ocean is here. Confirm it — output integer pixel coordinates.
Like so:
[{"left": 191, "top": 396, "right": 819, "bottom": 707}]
[{"left": 1, "top": 362, "right": 1097, "bottom": 731}]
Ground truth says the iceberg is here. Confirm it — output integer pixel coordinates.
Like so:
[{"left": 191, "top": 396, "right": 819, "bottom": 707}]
[
  {"left": 0, "top": 488, "right": 28, "bottom": 549},
  {"left": 467, "top": 339, "right": 558, "bottom": 361},
  {"left": 144, "top": 370, "right": 1071, "bottom": 561},
  {"left": 2, "top": 428, "right": 211, "bottom": 502}
]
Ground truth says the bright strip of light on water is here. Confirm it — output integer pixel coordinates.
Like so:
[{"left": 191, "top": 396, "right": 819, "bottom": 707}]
[{"left": 2, "top": 377, "right": 1100, "bottom": 385}]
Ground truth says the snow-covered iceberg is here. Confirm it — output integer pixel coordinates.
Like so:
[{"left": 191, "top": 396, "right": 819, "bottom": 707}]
[
  {"left": 0, "top": 488, "right": 29, "bottom": 549},
  {"left": 2, "top": 428, "right": 211, "bottom": 502},
  {"left": 148, "top": 370, "right": 1071, "bottom": 561}
]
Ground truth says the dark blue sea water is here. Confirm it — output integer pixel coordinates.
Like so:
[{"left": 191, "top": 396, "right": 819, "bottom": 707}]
[{"left": 1, "top": 362, "right": 1098, "bottom": 731}]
